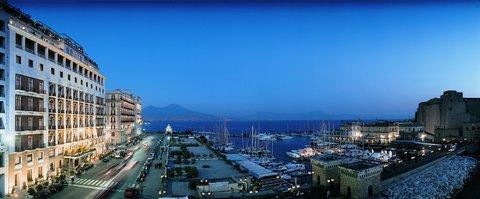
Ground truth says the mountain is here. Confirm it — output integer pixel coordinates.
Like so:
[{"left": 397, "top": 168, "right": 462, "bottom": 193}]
[
  {"left": 236, "top": 111, "right": 358, "bottom": 121},
  {"left": 143, "top": 104, "right": 221, "bottom": 121}
]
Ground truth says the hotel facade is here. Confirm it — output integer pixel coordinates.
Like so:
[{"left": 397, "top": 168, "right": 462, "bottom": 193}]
[
  {"left": 106, "top": 90, "right": 142, "bottom": 146},
  {"left": 0, "top": 2, "right": 107, "bottom": 195}
]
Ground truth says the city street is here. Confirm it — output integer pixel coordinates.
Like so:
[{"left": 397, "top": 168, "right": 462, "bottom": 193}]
[{"left": 50, "top": 134, "right": 163, "bottom": 199}]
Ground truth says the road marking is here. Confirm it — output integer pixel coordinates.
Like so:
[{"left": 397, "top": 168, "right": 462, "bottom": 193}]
[
  {"left": 70, "top": 183, "right": 105, "bottom": 190},
  {"left": 100, "top": 181, "right": 110, "bottom": 187},
  {"left": 93, "top": 180, "right": 103, "bottom": 186},
  {"left": 85, "top": 179, "right": 94, "bottom": 185}
]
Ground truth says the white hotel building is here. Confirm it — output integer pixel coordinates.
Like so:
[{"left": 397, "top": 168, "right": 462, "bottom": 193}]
[{"left": 0, "top": 2, "right": 106, "bottom": 195}]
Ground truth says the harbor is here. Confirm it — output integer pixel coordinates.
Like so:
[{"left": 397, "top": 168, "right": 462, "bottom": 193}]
[{"left": 144, "top": 119, "right": 480, "bottom": 198}]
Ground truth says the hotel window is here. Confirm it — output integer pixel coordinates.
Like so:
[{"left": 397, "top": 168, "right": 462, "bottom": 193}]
[
  {"left": 27, "top": 78, "right": 33, "bottom": 91},
  {"left": 48, "top": 49, "right": 55, "bottom": 62},
  {"left": 25, "top": 38, "right": 35, "bottom": 53},
  {"left": 50, "top": 162, "right": 55, "bottom": 171},
  {"left": 15, "top": 156, "right": 21, "bottom": 165},
  {"left": 27, "top": 154, "right": 33, "bottom": 162},
  {"left": 74, "top": 77, "right": 77, "bottom": 83},
  {"left": 16, "top": 55, "right": 21, "bottom": 64},
  {"left": 81, "top": 80, "right": 83, "bottom": 85},
  {"left": 0, "top": 36, "right": 4, "bottom": 48},
  {"left": 0, "top": 69, "right": 4, "bottom": 80},
  {"left": 15, "top": 96, "right": 21, "bottom": 110},
  {"left": 49, "top": 149, "right": 55, "bottom": 157},
  {"left": 38, "top": 166, "right": 43, "bottom": 178},
  {"left": 68, "top": 74, "right": 71, "bottom": 80},
  {"left": 0, "top": 20, "right": 4, "bottom": 32},
  {"left": 15, "top": 33, "right": 23, "bottom": 49},
  {"left": 51, "top": 68, "right": 55, "bottom": 75},
  {"left": 28, "top": 59, "right": 33, "bottom": 68},
  {"left": 27, "top": 98, "right": 33, "bottom": 110},
  {"left": 37, "top": 44, "right": 46, "bottom": 58},
  {"left": 39, "top": 64, "right": 44, "bottom": 71},
  {"left": 27, "top": 169, "right": 33, "bottom": 182},
  {"left": 57, "top": 54, "right": 64, "bottom": 66},
  {"left": 65, "top": 59, "right": 71, "bottom": 69},
  {"left": 60, "top": 71, "right": 64, "bottom": 78},
  {"left": 0, "top": 52, "right": 4, "bottom": 64}
]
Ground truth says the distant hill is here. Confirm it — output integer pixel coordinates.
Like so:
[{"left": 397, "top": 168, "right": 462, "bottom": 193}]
[
  {"left": 142, "top": 104, "right": 407, "bottom": 121},
  {"left": 143, "top": 104, "right": 221, "bottom": 121},
  {"left": 236, "top": 110, "right": 358, "bottom": 121}
]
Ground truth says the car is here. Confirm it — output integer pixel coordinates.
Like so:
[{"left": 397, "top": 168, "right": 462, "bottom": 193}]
[
  {"left": 102, "top": 157, "right": 110, "bottom": 162},
  {"left": 124, "top": 187, "right": 140, "bottom": 198}
]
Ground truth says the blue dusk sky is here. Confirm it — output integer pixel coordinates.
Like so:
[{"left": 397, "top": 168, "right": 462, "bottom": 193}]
[{"left": 12, "top": 1, "right": 480, "bottom": 118}]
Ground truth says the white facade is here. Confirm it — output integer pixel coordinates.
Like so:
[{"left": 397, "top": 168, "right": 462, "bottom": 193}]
[{"left": 0, "top": 2, "right": 106, "bottom": 195}]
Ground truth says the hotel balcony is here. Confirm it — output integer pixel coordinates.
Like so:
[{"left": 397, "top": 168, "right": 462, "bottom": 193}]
[
  {"left": 48, "top": 124, "right": 56, "bottom": 130},
  {"left": 15, "top": 85, "right": 45, "bottom": 95},
  {"left": 15, "top": 134, "right": 45, "bottom": 152},
  {"left": 48, "top": 131, "right": 56, "bottom": 146},
  {"left": 49, "top": 91, "right": 56, "bottom": 97},
  {"left": 15, "top": 125, "right": 45, "bottom": 131},
  {"left": 15, "top": 106, "right": 46, "bottom": 112}
]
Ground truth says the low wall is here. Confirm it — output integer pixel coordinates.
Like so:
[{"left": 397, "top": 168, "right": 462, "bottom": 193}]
[{"left": 381, "top": 147, "right": 466, "bottom": 190}]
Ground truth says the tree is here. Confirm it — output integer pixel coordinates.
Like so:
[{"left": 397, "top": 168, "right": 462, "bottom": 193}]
[{"left": 174, "top": 167, "right": 183, "bottom": 177}]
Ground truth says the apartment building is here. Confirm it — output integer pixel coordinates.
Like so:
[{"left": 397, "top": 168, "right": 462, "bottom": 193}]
[
  {"left": 0, "top": 2, "right": 106, "bottom": 195},
  {"left": 106, "top": 90, "right": 141, "bottom": 146}
]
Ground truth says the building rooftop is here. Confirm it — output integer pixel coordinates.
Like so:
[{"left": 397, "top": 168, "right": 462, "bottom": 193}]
[
  {"left": 0, "top": 1, "right": 99, "bottom": 69},
  {"left": 226, "top": 154, "right": 277, "bottom": 179},
  {"left": 363, "top": 121, "right": 398, "bottom": 127},
  {"left": 340, "top": 161, "right": 379, "bottom": 171}
]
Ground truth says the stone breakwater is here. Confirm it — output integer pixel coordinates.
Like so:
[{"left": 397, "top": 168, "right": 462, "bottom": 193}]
[{"left": 382, "top": 156, "right": 477, "bottom": 199}]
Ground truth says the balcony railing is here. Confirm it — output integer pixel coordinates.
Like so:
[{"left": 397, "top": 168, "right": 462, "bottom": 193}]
[
  {"left": 48, "top": 142, "right": 56, "bottom": 147},
  {"left": 48, "top": 108, "right": 56, "bottom": 113},
  {"left": 15, "top": 106, "right": 46, "bottom": 112},
  {"left": 15, "top": 143, "right": 45, "bottom": 152},
  {"left": 49, "top": 92, "right": 56, "bottom": 96},
  {"left": 15, "top": 126, "right": 46, "bottom": 131},
  {"left": 15, "top": 44, "right": 22, "bottom": 49},
  {"left": 48, "top": 124, "right": 56, "bottom": 129},
  {"left": 15, "top": 85, "right": 46, "bottom": 94},
  {"left": 25, "top": 47, "right": 35, "bottom": 54}
]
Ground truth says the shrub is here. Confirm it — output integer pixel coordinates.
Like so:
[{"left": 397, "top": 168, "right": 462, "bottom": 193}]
[
  {"left": 174, "top": 167, "right": 183, "bottom": 177},
  {"left": 27, "top": 187, "right": 35, "bottom": 196},
  {"left": 184, "top": 166, "right": 198, "bottom": 178}
]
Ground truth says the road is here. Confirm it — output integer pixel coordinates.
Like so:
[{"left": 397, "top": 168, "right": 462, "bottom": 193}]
[{"left": 51, "top": 134, "right": 160, "bottom": 199}]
